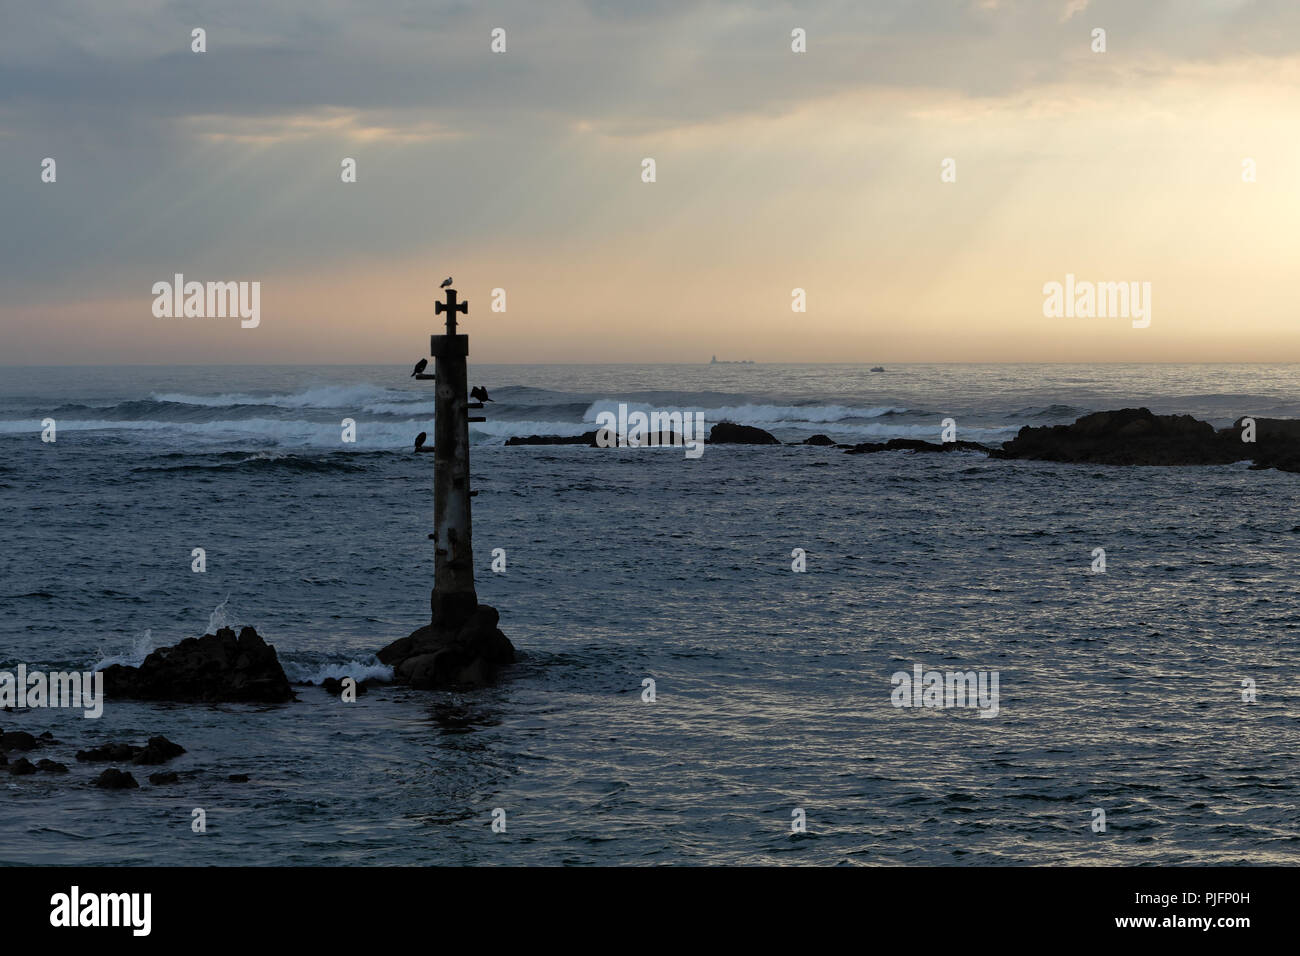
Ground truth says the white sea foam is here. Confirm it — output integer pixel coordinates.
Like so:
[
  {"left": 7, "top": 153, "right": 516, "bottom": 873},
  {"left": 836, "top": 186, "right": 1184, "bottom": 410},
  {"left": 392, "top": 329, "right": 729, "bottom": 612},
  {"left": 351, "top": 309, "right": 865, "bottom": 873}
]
[
  {"left": 207, "top": 594, "right": 232, "bottom": 633},
  {"left": 0, "top": 417, "right": 432, "bottom": 447},
  {"left": 282, "top": 658, "right": 393, "bottom": 685},
  {"left": 581, "top": 400, "right": 909, "bottom": 425},
  {"left": 150, "top": 384, "right": 417, "bottom": 412},
  {"left": 0, "top": 414, "right": 1018, "bottom": 447},
  {"left": 93, "top": 627, "right": 162, "bottom": 671}
]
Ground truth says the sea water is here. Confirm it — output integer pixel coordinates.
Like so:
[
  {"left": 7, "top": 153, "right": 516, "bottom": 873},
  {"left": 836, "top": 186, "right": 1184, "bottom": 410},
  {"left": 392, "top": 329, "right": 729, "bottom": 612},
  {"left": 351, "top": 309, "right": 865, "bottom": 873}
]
[{"left": 1, "top": 363, "right": 1297, "bottom": 864}]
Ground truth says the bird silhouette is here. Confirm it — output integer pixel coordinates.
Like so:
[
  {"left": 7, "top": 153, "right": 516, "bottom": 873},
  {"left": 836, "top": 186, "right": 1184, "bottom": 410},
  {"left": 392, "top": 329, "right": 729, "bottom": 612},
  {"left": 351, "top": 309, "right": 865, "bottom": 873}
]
[
  {"left": 440, "top": 277, "right": 453, "bottom": 288},
  {"left": 470, "top": 385, "right": 494, "bottom": 403},
  {"left": 414, "top": 432, "right": 427, "bottom": 451},
  {"left": 411, "top": 358, "right": 428, "bottom": 377}
]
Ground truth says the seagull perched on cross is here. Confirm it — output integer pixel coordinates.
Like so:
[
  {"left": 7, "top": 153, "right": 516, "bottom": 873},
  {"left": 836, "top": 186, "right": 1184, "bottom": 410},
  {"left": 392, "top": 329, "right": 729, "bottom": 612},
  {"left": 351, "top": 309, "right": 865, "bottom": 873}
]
[{"left": 440, "top": 277, "right": 453, "bottom": 288}]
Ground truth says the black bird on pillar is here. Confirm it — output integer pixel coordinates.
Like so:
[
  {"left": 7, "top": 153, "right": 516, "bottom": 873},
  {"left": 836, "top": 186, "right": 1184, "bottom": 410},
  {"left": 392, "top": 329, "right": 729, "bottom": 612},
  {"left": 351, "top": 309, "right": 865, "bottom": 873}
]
[
  {"left": 411, "top": 358, "right": 428, "bottom": 377},
  {"left": 470, "top": 385, "right": 494, "bottom": 403},
  {"left": 414, "top": 431, "right": 427, "bottom": 451}
]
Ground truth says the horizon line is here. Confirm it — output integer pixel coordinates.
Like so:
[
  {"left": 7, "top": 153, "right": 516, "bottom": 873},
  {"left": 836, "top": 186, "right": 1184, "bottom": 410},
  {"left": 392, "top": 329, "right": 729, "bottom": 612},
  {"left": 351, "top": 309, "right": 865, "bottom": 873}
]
[{"left": 5, "top": 360, "right": 1300, "bottom": 369}]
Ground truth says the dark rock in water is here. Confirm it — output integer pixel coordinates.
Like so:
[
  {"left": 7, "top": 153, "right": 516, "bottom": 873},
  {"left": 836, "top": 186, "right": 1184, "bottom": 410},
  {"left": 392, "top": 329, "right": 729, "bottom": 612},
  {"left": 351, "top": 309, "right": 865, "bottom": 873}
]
[
  {"left": 845, "top": 438, "right": 989, "bottom": 455},
  {"left": 93, "top": 768, "right": 139, "bottom": 789},
  {"left": 378, "top": 602, "right": 515, "bottom": 690},
  {"left": 1231, "top": 416, "right": 1300, "bottom": 441},
  {"left": 986, "top": 407, "right": 1300, "bottom": 472},
  {"left": 1234, "top": 417, "right": 1300, "bottom": 473},
  {"left": 320, "top": 676, "right": 368, "bottom": 696},
  {"left": 0, "top": 753, "right": 6, "bottom": 765},
  {"left": 8, "top": 757, "right": 37, "bottom": 775},
  {"left": 149, "top": 771, "right": 179, "bottom": 785},
  {"left": 76, "top": 742, "right": 138, "bottom": 762},
  {"left": 228, "top": 774, "right": 249, "bottom": 783},
  {"left": 994, "top": 408, "right": 1247, "bottom": 467},
  {"left": 79, "top": 735, "right": 185, "bottom": 764},
  {"left": 505, "top": 431, "right": 601, "bottom": 446},
  {"left": 37, "top": 759, "right": 68, "bottom": 773},
  {"left": 504, "top": 429, "right": 686, "bottom": 448},
  {"left": 709, "top": 422, "right": 781, "bottom": 444},
  {"left": 101, "top": 626, "right": 294, "bottom": 703},
  {"left": 133, "top": 736, "right": 186, "bottom": 765},
  {"left": 803, "top": 434, "right": 837, "bottom": 446},
  {"left": 0, "top": 730, "right": 39, "bottom": 751}
]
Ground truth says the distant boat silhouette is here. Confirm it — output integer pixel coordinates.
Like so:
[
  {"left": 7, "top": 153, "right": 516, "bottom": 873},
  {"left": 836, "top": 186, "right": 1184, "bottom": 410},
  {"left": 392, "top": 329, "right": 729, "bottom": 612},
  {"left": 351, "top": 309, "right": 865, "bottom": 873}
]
[
  {"left": 710, "top": 355, "right": 754, "bottom": 365},
  {"left": 871, "top": 366, "right": 885, "bottom": 372}
]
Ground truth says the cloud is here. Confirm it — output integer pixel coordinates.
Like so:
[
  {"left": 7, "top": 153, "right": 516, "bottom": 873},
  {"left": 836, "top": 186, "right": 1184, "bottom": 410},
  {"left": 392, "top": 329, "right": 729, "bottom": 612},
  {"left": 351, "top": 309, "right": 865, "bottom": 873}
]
[
  {"left": 178, "top": 108, "right": 462, "bottom": 145},
  {"left": 6, "top": 0, "right": 1300, "bottom": 362},
  {"left": 1061, "top": 0, "right": 1090, "bottom": 21}
]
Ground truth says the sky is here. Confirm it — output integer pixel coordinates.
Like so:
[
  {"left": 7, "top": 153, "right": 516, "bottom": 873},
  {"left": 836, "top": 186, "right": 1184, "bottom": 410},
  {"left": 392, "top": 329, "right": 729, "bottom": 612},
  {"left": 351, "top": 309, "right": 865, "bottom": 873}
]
[{"left": 2, "top": 0, "right": 1299, "bottom": 364}]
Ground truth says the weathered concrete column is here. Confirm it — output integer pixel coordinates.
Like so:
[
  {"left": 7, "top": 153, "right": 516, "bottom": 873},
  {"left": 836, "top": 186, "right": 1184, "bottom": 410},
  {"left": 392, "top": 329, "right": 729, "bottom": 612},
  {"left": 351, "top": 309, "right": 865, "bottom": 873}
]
[
  {"left": 376, "top": 283, "right": 515, "bottom": 689},
  {"left": 430, "top": 287, "right": 476, "bottom": 629}
]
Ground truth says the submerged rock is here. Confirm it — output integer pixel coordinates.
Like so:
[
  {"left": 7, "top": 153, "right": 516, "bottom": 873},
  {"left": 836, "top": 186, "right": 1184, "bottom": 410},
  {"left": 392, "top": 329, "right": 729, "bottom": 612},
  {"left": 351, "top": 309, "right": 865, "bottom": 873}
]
[
  {"left": 845, "top": 438, "right": 989, "bottom": 455},
  {"left": 504, "top": 429, "right": 686, "bottom": 448},
  {"left": 77, "top": 736, "right": 185, "bottom": 764},
  {"left": 101, "top": 626, "right": 294, "bottom": 703},
  {"left": 378, "top": 602, "right": 515, "bottom": 690},
  {"left": 709, "top": 422, "right": 781, "bottom": 444},
  {"left": 93, "top": 768, "right": 139, "bottom": 789},
  {"left": 149, "top": 771, "right": 180, "bottom": 785},
  {"left": 37, "top": 759, "right": 68, "bottom": 773},
  {"left": 134, "top": 736, "right": 187, "bottom": 765},
  {"left": 76, "top": 742, "right": 138, "bottom": 762},
  {"left": 0, "top": 730, "right": 40, "bottom": 752},
  {"left": 802, "top": 434, "right": 838, "bottom": 446},
  {"left": 505, "top": 431, "right": 601, "bottom": 446},
  {"left": 320, "top": 677, "right": 369, "bottom": 696},
  {"left": 8, "top": 757, "right": 36, "bottom": 775}
]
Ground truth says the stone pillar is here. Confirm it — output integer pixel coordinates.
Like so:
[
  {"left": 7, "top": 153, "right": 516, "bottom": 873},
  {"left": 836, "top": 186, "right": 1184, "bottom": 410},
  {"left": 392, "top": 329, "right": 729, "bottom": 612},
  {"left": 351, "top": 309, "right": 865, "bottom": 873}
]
[{"left": 430, "top": 288, "right": 476, "bottom": 629}]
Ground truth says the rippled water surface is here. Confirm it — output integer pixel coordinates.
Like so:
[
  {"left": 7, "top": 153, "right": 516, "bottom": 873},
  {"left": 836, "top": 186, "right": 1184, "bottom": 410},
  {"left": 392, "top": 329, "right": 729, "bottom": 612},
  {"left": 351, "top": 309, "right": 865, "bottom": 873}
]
[{"left": 1, "top": 364, "right": 1298, "bottom": 864}]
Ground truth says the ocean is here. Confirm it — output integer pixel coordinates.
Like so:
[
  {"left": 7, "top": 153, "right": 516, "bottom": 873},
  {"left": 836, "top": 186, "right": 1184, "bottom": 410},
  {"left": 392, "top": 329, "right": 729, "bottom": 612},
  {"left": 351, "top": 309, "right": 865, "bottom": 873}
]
[{"left": 1, "top": 363, "right": 1298, "bottom": 865}]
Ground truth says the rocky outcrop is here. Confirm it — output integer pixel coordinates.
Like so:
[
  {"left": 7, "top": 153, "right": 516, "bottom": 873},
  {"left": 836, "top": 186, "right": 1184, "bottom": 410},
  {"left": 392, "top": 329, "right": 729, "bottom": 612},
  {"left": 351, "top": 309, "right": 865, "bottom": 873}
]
[
  {"left": 994, "top": 408, "right": 1246, "bottom": 467},
  {"left": 1235, "top": 417, "right": 1300, "bottom": 473},
  {"left": 990, "top": 408, "right": 1300, "bottom": 472},
  {"left": 481, "top": 410, "right": 1300, "bottom": 474},
  {"left": 845, "top": 438, "right": 989, "bottom": 455},
  {"left": 101, "top": 627, "right": 294, "bottom": 703},
  {"left": 709, "top": 422, "right": 781, "bottom": 444},
  {"left": 378, "top": 603, "right": 515, "bottom": 690}
]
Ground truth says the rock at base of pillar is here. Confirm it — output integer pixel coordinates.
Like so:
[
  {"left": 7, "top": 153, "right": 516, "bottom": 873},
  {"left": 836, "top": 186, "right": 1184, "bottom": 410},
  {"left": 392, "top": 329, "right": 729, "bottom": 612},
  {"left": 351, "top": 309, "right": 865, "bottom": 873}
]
[
  {"left": 378, "top": 602, "right": 515, "bottom": 690},
  {"left": 430, "top": 588, "right": 479, "bottom": 632}
]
